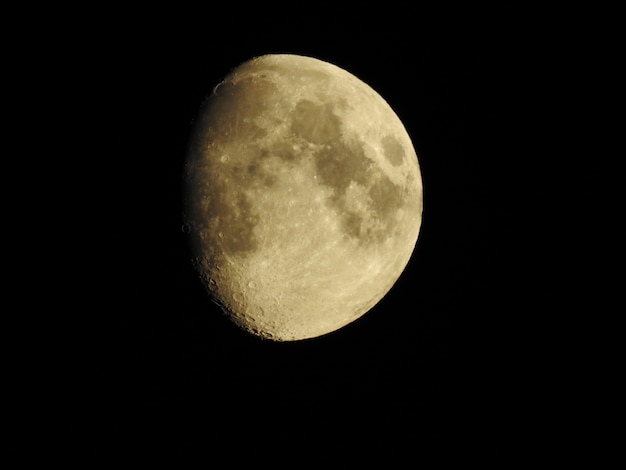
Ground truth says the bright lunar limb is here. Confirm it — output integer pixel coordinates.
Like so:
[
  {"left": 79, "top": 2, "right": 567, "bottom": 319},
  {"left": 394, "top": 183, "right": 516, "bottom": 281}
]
[{"left": 184, "top": 54, "right": 423, "bottom": 341}]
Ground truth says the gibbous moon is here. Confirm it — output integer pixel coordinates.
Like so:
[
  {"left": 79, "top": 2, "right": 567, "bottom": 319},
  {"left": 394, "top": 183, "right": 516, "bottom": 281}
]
[{"left": 184, "top": 54, "right": 423, "bottom": 341}]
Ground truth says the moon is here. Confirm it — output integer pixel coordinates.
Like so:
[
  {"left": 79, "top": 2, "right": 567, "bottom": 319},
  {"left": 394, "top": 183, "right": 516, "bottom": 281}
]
[{"left": 183, "top": 54, "right": 423, "bottom": 341}]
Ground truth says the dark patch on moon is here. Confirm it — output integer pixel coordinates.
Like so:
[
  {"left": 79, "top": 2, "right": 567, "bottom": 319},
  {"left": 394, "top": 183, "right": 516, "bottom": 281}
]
[
  {"left": 288, "top": 99, "right": 405, "bottom": 245},
  {"left": 368, "top": 173, "right": 405, "bottom": 221},
  {"left": 266, "top": 140, "right": 297, "bottom": 162},
  {"left": 247, "top": 162, "right": 259, "bottom": 175},
  {"left": 315, "top": 142, "right": 370, "bottom": 203},
  {"left": 342, "top": 210, "right": 365, "bottom": 239},
  {"left": 229, "top": 147, "right": 278, "bottom": 187},
  {"left": 186, "top": 166, "right": 261, "bottom": 261},
  {"left": 381, "top": 135, "right": 405, "bottom": 166},
  {"left": 338, "top": 173, "right": 405, "bottom": 244},
  {"left": 291, "top": 100, "right": 342, "bottom": 144},
  {"left": 290, "top": 99, "right": 370, "bottom": 198}
]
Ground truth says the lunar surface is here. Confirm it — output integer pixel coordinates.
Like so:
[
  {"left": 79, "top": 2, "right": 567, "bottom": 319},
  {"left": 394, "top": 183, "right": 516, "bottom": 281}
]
[{"left": 184, "top": 54, "right": 423, "bottom": 341}]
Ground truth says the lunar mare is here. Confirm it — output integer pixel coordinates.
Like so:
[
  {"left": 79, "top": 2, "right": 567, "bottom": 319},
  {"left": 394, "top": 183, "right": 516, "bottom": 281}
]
[{"left": 184, "top": 54, "right": 423, "bottom": 341}]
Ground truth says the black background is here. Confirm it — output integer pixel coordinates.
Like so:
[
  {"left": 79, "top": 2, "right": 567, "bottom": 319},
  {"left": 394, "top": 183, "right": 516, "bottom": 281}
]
[{"left": 74, "top": 9, "right": 539, "bottom": 462}]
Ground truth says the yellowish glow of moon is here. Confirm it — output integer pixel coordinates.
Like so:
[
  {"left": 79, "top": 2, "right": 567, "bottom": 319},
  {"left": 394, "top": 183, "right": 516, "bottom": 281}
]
[{"left": 184, "top": 54, "right": 423, "bottom": 341}]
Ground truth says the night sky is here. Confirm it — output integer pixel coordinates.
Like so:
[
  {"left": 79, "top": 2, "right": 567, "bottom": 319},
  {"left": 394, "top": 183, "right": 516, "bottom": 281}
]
[{"left": 76, "top": 10, "right": 541, "bottom": 462}]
